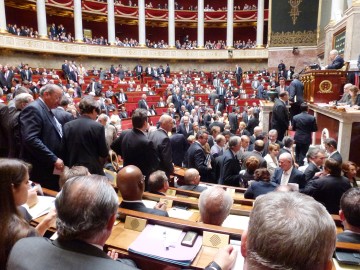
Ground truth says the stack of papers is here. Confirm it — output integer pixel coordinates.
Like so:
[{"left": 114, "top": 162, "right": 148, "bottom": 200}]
[
  {"left": 23, "top": 196, "right": 55, "bottom": 219},
  {"left": 129, "top": 225, "right": 202, "bottom": 266}
]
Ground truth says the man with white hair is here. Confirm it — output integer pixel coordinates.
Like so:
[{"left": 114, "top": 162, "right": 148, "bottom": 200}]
[
  {"left": 8, "top": 92, "right": 34, "bottom": 158},
  {"left": 338, "top": 83, "right": 352, "bottom": 104},
  {"left": 271, "top": 152, "right": 306, "bottom": 189},
  {"left": 241, "top": 192, "right": 336, "bottom": 270},
  {"left": 98, "top": 113, "right": 117, "bottom": 150},
  {"left": 148, "top": 114, "right": 174, "bottom": 176},
  {"left": 199, "top": 186, "right": 233, "bottom": 225},
  {"left": 325, "top": 49, "right": 344, "bottom": 70}
]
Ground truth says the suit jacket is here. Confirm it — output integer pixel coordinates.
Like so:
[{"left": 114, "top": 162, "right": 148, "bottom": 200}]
[
  {"left": 292, "top": 112, "right": 317, "bottom": 144},
  {"left": 302, "top": 175, "right": 351, "bottom": 214},
  {"left": 244, "top": 181, "right": 278, "bottom": 199},
  {"left": 304, "top": 162, "right": 320, "bottom": 182},
  {"left": 120, "top": 201, "right": 168, "bottom": 217},
  {"left": 119, "top": 111, "right": 129, "bottom": 119},
  {"left": 8, "top": 107, "right": 21, "bottom": 158},
  {"left": 219, "top": 149, "right": 241, "bottom": 186},
  {"left": 328, "top": 151, "right": 343, "bottom": 164},
  {"left": 52, "top": 107, "right": 74, "bottom": 127},
  {"left": 337, "top": 231, "right": 360, "bottom": 244},
  {"left": 61, "top": 116, "right": 108, "bottom": 175},
  {"left": 170, "top": 133, "right": 188, "bottom": 166},
  {"left": 289, "top": 79, "right": 304, "bottom": 103},
  {"left": 7, "top": 237, "right": 139, "bottom": 270},
  {"left": 20, "top": 99, "right": 62, "bottom": 190},
  {"left": 3, "top": 70, "right": 14, "bottom": 89},
  {"left": 177, "top": 123, "right": 193, "bottom": 138},
  {"left": 245, "top": 117, "right": 259, "bottom": 135},
  {"left": 111, "top": 129, "right": 159, "bottom": 177},
  {"left": 86, "top": 82, "right": 102, "bottom": 96},
  {"left": 177, "top": 184, "right": 207, "bottom": 192},
  {"left": 148, "top": 129, "right": 174, "bottom": 175},
  {"left": 185, "top": 141, "right": 212, "bottom": 180},
  {"left": 271, "top": 98, "right": 289, "bottom": 131},
  {"left": 228, "top": 112, "right": 238, "bottom": 132},
  {"left": 327, "top": 55, "right": 344, "bottom": 69},
  {"left": 138, "top": 99, "right": 149, "bottom": 110},
  {"left": 209, "top": 121, "right": 225, "bottom": 132},
  {"left": 214, "top": 103, "right": 224, "bottom": 113},
  {"left": 0, "top": 103, "right": 9, "bottom": 157},
  {"left": 20, "top": 69, "right": 32, "bottom": 82},
  {"left": 275, "top": 85, "right": 289, "bottom": 94},
  {"left": 271, "top": 167, "right": 306, "bottom": 189}
]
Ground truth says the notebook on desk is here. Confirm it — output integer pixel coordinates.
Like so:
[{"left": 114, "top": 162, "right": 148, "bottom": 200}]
[{"left": 128, "top": 224, "right": 203, "bottom": 266}]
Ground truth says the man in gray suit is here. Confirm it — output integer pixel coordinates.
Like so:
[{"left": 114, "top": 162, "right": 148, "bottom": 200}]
[
  {"left": 7, "top": 175, "right": 139, "bottom": 270},
  {"left": 289, "top": 73, "right": 304, "bottom": 118}
]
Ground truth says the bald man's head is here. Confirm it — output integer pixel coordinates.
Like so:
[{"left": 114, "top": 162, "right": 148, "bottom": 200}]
[
  {"left": 184, "top": 168, "right": 201, "bottom": 185},
  {"left": 116, "top": 165, "right": 144, "bottom": 200}
]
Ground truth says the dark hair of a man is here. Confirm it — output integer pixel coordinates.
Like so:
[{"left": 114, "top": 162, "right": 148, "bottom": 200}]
[
  {"left": 279, "top": 91, "right": 288, "bottom": 98},
  {"left": 324, "top": 158, "right": 342, "bottom": 177},
  {"left": 79, "top": 96, "right": 100, "bottom": 114},
  {"left": 60, "top": 96, "right": 70, "bottom": 107},
  {"left": 195, "top": 130, "right": 209, "bottom": 140},
  {"left": 340, "top": 188, "right": 360, "bottom": 227},
  {"left": 300, "top": 102, "right": 308, "bottom": 112},
  {"left": 132, "top": 108, "right": 148, "bottom": 129},
  {"left": 254, "top": 168, "right": 271, "bottom": 181},
  {"left": 324, "top": 138, "right": 337, "bottom": 149},
  {"left": 282, "top": 136, "right": 294, "bottom": 148},
  {"left": 246, "top": 156, "right": 260, "bottom": 173}
]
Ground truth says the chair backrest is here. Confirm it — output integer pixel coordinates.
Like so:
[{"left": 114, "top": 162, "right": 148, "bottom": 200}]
[{"left": 341, "top": 61, "right": 350, "bottom": 71}]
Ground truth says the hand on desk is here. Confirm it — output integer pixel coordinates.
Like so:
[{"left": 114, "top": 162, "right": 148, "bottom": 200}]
[
  {"left": 154, "top": 202, "right": 167, "bottom": 211},
  {"left": 213, "top": 245, "right": 238, "bottom": 270},
  {"left": 107, "top": 249, "right": 119, "bottom": 260},
  {"left": 35, "top": 207, "right": 57, "bottom": 236}
]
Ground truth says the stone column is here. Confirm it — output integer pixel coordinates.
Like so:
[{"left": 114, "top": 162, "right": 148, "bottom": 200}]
[
  {"left": 256, "top": 0, "right": 264, "bottom": 48},
  {"left": 0, "top": 0, "right": 7, "bottom": 33},
  {"left": 73, "top": 0, "right": 83, "bottom": 42},
  {"left": 168, "top": 0, "right": 175, "bottom": 48},
  {"left": 107, "top": 0, "right": 116, "bottom": 45},
  {"left": 331, "top": 0, "right": 344, "bottom": 21},
  {"left": 197, "top": 0, "right": 204, "bottom": 48},
  {"left": 226, "top": 0, "right": 234, "bottom": 48},
  {"left": 36, "top": 0, "right": 48, "bottom": 39},
  {"left": 138, "top": 0, "right": 146, "bottom": 46}
]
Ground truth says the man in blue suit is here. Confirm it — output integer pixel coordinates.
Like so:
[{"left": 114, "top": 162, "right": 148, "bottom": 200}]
[
  {"left": 19, "top": 84, "right": 64, "bottom": 190},
  {"left": 271, "top": 152, "right": 306, "bottom": 190},
  {"left": 289, "top": 73, "right": 304, "bottom": 118},
  {"left": 219, "top": 136, "right": 242, "bottom": 187},
  {"left": 325, "top": 49, "right": 344, "bottom": 70}
]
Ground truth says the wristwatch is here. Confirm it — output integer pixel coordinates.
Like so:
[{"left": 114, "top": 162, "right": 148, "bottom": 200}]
[{"left": 206, "top": 261, "right": 222, "bottom": 270}]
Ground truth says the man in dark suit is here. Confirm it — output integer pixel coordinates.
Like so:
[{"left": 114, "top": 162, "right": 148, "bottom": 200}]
[
  {"left": 337, "top": 188, "right": 360, "bottom": 244},
  {"left": 292, "top": 103, "right": 318, "bottom": 165},
  {"left": 20, "top": 64, "right": 32, "bottom": 82},
  {"left": 208, "top": 90, "right": 218, "bottom": 106},
  {"left": 324, "top": 138, "right": 343, "bottom": 164},
  {"left": 185, "top": 131, "right": 213, "bottom": 182},
  {"left": 271, "top": 91, "right": 290, "bottom": 141},
  {"left": 275, "top": 77, "right": 289, "bottom": 94},
  {"left": 228, "top": 107, "right": 239, "bottom": 134},
  {"left": 0, "top": 102, "right": 10, "bottom": 157},
  {"left": 235, "top": 64, "right": 243, "bottom": 86},
  {"left": 134, "top": 63, "right": 143, "bottom": 80},
  {"left": 117, "top": 165, "right": 168, "bottom": 217},
  {"left": 115, "top": 88, "right": 128, "bottom": 104},
  {"left": 303, "top": 159, "right": 351, "bottom": 214},
  {"left": 304, "top": 147, "right": 326, "bottom": 182},
  {"left": 177, "top": 168, "right": 207, "bottom": 192},
  {"left": 19, "top": 84, "right": 64, "bottom": 190},
  {"left": 289, "top": 73, "right": 304, "bottom": 118},
  {"left": 240, "top": 140, "right": 267, "bottom": 170},
  {"left": 61, "top": 60, "right": 71, "bottom": 81},
  {"left": 111, "top": 108, "right": 159, "bottom": 186},
  {"left": 216, "top": 83, "right": 226, "bottom": 106},
  {"left": 177, "top": 115, "right": 193, "bottom": 138},
  {"left": 214, "top": 98, "right": 224, "bottom": 114},
  {"left": 52, "top": 96, "right": 74, "bottom": 127},
  {"left": 219, "top": 136, "right": 242, "bottom": 186},
  {"left": 119, "top": 105, "right": 129, "bottom": 119},
  {"left": 8, "top": 175, "right": 139, "bottom": 270},
  {"left": 3, "top": 65, "right": 14, "bottom": 89},
  {"left": 170, "top": 127, "right": 188, "bottom": 166},
  {"left": 325, "top": 49, "right": 344, "bottom": 69},
  {"left": 209, "top": 114, "right": 225, "bottom": 132},
  {"left": 148, "top": 114, "right": 174, "bottom": 176},
  {"left": 8, "top": 93, "right": 34, "bottom": 158},
  {"left": 165, "top": 64, "right": 170, "bottom": 77},
  {"left": 85, "top": 78, "right": 102, "bottom": 96},
  {"left": 262, "top": 129, "right": 284, "bottom": 157},
  {"left": 61, "top": 97, "right": 108, "bottom": 176},
  {"left": 271, "top": 152, "right": 306, "bottom": 190},
  {"left": 138, "top": 94, "right": 149, "bottom": 110}
]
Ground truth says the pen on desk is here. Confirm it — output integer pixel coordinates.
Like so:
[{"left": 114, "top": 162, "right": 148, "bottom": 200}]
[{"left": 163, "top": 231, "right": 169, "bottom": 250}]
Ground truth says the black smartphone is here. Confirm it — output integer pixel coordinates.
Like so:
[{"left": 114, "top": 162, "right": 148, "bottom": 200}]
[{"left": 181, "top": 231, "right": 198, "bottom": 247}]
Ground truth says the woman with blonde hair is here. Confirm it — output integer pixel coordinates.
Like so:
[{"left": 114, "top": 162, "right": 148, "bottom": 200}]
[{"left": 348, "top": 85, "right": 360, "bottom": 107}]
